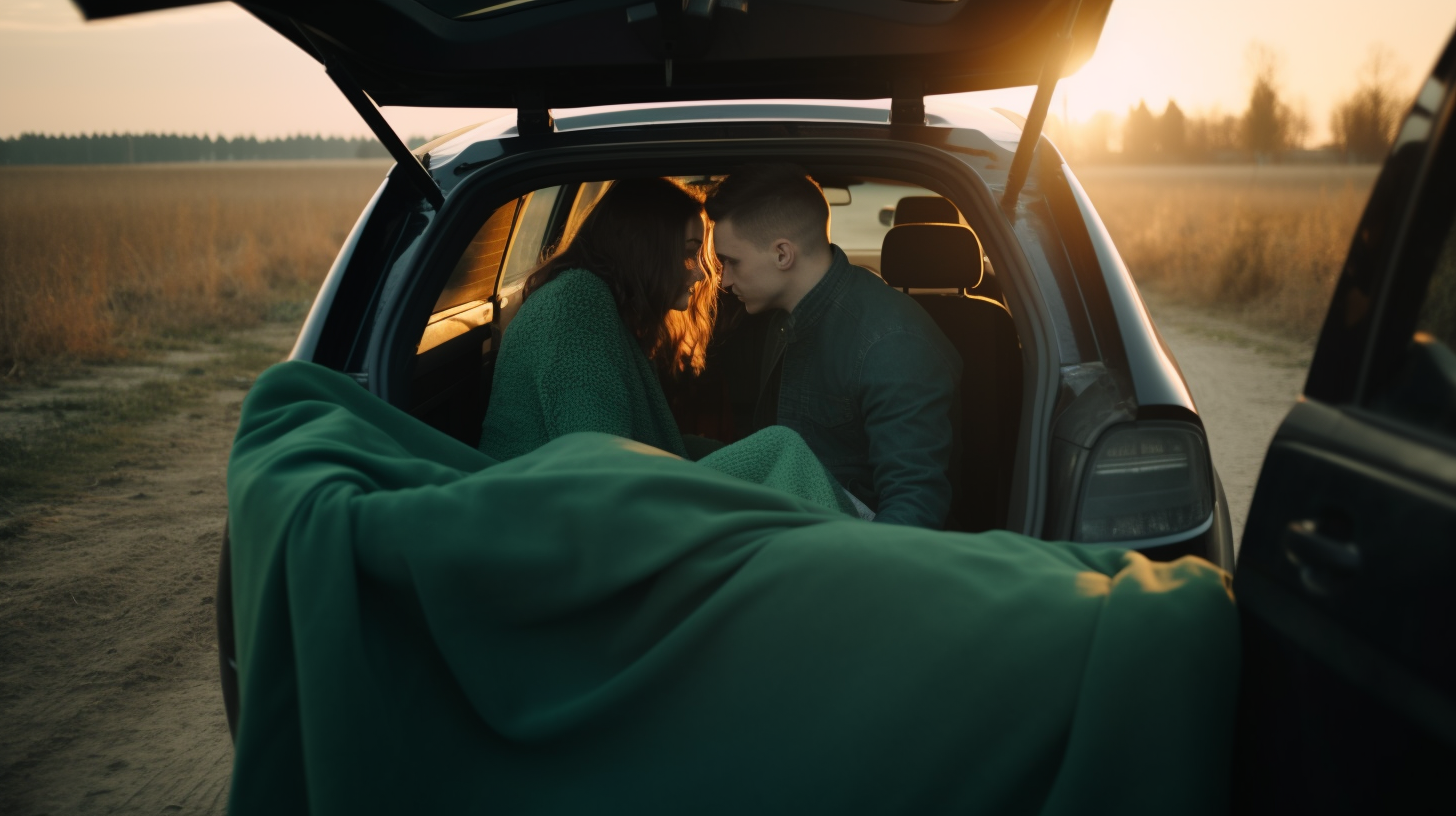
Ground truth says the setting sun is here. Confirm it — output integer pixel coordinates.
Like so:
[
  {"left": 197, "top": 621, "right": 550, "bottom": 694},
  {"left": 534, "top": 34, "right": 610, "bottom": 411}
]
[{"left": 954, "top": 0, "right": 1454, "bottom": 145}]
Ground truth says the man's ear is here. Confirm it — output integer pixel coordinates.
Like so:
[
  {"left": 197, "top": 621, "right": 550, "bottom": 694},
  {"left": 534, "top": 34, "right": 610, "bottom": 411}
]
[{"left": 771, "top": 238, "right": 796, "bottom": 271}]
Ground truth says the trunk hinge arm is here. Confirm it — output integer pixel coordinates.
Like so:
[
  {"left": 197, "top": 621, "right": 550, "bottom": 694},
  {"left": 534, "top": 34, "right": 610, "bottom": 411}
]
[
  {"left": 1001, "top": 0, "right": 1082, "bottom": 215},
  {"left": 302, "top": 32, "right": 444, "bottom": 210}
]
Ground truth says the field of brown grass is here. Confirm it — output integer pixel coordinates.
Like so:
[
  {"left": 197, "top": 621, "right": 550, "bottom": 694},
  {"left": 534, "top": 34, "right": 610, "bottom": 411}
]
[
  {"left": 0, "top": 162, "right": 1380, "bottom": 380},
  {"left": 0, "top": 161, "right": 389, "bottom": 378},
  {"left": 1077, "top": 164, "right": 1381, "bottom": 341}
]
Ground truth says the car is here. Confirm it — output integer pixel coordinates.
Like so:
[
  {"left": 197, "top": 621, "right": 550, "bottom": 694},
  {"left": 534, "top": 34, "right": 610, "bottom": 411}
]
[
  {"left": 95, "top": 0, "right": 1237, "bottom": 560},
  {"left": 75, "top": 0, "right": 1456, "bottom": 809}
]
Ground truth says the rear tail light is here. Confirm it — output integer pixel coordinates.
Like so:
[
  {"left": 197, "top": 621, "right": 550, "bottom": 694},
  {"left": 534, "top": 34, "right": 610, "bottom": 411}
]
[{"left": 1074, "top": 422, "right": 1213, "bottom": 543}]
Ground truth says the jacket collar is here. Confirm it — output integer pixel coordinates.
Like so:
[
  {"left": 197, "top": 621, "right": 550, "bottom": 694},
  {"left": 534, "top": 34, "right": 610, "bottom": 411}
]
[{"left": 785, "top": 244, "right": 851, "bottom": 337}]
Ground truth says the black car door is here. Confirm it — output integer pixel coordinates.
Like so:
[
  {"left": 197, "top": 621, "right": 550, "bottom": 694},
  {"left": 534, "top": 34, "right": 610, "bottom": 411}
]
[{"left": 1232, "top": 32, "right": 1456, "bottom": 814}]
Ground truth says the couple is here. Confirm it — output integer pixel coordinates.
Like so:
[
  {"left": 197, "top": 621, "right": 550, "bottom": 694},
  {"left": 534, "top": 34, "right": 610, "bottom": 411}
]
[{"left": 478, "top": 164, "right": 960, "bottom": 528}]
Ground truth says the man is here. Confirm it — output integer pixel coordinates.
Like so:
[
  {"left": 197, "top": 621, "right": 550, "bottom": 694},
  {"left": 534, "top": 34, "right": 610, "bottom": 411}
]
[{"left": 706, "top": 164, "right": 960, "bottom": 528}]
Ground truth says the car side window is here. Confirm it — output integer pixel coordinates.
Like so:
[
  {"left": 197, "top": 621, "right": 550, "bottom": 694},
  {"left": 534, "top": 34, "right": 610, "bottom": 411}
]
[
  {"left": 566, "top": 181, "right": 611, "bottom": 238},
  {"left": 418, "top": 198, "right": 523, "bottom": 355},
  {"left": 432, "top": 198, "right": 521, "bottom": 314},
  {"left": 1414, "top": 226, "right": 1456, "bottom": 348},
  {"left": 497, "top": 186, "right": 565, "bottom": 293},
  {"left": 1368, "top": 200, "right": 1456, "bottom": 441}
]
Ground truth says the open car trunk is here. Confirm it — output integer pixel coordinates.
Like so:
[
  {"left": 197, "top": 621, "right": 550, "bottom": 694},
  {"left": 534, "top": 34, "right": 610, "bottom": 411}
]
[
  {"left": 73, "top": 0, "right": 1110, "bottom": 109},
  {"left": 73, "top": 0, "right": 1112, "bottom": 214},
  {"left": 406, "top": 164, "right": 1022, "bottom": 534}
]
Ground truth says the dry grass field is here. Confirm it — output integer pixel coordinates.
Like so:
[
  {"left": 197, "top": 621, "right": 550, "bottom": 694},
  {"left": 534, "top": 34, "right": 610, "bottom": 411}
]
[
  {"left": 0, "top": 161, "right": 389, "bottom": 379},
  {"left": 1077, "top": 164, "right": 1381, "bottom": 341},
  {"left": 0, "top": 162, "right": 1378, "bottom": 381},
  {"left": 0, "top": 162, "right": 1379, "bottom": 378}
]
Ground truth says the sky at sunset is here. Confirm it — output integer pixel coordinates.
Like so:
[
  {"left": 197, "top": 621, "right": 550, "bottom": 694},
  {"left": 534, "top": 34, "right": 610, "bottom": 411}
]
[{"left": 1, "top": 0, "right": 1453, "bottom": 144}]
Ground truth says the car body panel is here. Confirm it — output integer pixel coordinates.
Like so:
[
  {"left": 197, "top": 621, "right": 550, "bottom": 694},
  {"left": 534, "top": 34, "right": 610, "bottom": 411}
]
[{"left": 1060, "top": 165, "right": 1197, "bottom": 415}]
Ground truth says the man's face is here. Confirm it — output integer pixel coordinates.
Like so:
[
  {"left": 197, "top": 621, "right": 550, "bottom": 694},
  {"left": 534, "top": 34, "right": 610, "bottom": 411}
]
[{"left": 713, "top": 218, "right": 788, "bottom": 314}]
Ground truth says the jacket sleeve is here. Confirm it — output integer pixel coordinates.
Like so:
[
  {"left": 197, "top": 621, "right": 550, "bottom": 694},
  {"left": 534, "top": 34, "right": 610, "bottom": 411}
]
[{"left": 856, "top": 330, "right": 959, "bottom": 528}]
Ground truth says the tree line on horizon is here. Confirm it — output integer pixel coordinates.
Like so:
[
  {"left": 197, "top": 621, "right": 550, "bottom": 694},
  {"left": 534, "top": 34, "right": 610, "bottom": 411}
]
[
  {"left": 2, "top": 43, "right": 1409, "bottom": 168},
  {"left": 0, "top": 132, "right": 430, "bottom": 166},
  {"left": 1050, "top": 43, "right": 1406, "bottom": 165}
]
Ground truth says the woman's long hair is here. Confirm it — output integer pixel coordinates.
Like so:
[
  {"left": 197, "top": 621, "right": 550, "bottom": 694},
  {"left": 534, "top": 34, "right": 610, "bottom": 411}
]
[{"left": 523, "top": 178, "right": 717, "bottom": 375}]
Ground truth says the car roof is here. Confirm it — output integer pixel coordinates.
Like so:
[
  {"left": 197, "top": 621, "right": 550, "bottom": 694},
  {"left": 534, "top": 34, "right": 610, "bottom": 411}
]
[{"left": 424, "top": 98, "right": 1027, "bottom": 172}]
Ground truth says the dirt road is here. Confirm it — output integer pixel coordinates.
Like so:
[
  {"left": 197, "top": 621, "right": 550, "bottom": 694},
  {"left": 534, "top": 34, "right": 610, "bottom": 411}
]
[
  {"left": 0, "top": 324, "right": 296, "bottom": 815},
  {"left": 1144, "top": 297, "right": 1314, "bottom": 548},
  {"left": 0, "top": 305, "right": 1311, "bottom": 813}
]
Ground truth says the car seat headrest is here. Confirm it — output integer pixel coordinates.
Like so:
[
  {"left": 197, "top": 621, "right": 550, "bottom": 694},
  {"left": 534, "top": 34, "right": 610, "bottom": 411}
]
[
  {"left": 893, "top": 196, "right": 961, "bottom": 226},
  {"left": 880, "top": 224, "right": 984, "bottom": 290}
]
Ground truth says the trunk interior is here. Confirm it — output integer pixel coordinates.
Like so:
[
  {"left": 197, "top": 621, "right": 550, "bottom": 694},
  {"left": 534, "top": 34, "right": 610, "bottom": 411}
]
[{"left": 404, "top": 169, "right": 1024, "bottom": 532}]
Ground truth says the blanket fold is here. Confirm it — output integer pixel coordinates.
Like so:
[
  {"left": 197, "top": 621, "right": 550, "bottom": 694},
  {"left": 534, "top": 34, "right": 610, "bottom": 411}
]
[{"left": 227, "top": 360, "right": 1239, "bottom": 816}]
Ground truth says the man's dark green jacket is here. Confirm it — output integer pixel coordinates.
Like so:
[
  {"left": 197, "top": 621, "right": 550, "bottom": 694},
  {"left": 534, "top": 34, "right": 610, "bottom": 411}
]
[{"left": 757, "top": 245, "right": 960, "bottom": 528}]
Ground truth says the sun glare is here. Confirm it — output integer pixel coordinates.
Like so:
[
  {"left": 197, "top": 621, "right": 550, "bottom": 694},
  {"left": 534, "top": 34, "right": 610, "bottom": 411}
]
[{"left": 953, "top": 0, "right": 1455, "bottom": 147}]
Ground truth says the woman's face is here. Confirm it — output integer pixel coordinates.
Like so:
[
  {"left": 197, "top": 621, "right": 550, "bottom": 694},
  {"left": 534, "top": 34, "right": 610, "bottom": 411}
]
[{"left": 672, "top": 213, "right": 707, "bottom": 311}]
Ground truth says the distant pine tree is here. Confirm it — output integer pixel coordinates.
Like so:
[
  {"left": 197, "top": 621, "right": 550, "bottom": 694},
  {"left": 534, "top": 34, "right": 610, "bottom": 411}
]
[
  {"left": 1160, "top": 101, "right": 1187, "bottom": 160},
  {"left": 1123, "top": 100, "right": 1157, "bottom": 161}
]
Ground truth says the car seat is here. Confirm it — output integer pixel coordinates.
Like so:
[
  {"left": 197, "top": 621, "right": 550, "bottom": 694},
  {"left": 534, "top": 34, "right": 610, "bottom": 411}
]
[
  {"left": 892, "top": 195, "right": 961, "bottom": 227},
  {"left": 891, "top": 196, "right": 1004, "bottom": 305},
  {"left": 881, "top": 223, "right": 1021, "bottom": 532}
]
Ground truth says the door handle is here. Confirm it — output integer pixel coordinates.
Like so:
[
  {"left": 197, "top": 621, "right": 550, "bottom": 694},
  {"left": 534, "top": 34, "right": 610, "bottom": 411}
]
[{"left": 1283, "top": 519, "right": 1362, "bottom": 596}]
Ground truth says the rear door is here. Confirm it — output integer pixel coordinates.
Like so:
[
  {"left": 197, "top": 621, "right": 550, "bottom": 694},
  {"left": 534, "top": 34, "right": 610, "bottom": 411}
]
[{"left": 1232, "top": 33, "right": 1456, "bottom": 812}]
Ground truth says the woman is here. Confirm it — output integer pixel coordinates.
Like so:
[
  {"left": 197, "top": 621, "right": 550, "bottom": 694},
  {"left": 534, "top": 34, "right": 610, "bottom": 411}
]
[
  {"left": 477, "top": 177, "right": 857, "bottom": 516},
  {"left": 477, "top": 177, "right": 715, "bottom": 463}
]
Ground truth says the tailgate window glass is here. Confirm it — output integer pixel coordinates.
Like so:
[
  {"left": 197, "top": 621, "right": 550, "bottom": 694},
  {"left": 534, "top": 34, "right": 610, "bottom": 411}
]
[{"left": 1370, "top": 200, "right": 1456, "bottom": 440}]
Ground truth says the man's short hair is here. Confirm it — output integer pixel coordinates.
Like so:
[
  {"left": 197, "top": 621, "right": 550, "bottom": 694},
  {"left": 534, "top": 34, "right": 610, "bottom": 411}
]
[{"left": 705, "top": 163, "right": 830, "bottom": 249}]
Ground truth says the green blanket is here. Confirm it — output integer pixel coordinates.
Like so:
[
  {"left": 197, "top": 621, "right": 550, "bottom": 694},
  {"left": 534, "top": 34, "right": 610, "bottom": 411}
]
[
  {"left": 479, "top": 267, "right": 852, "bottom": 515},
  {"left": 227, "top": 361, "right": 1240, "bottom": 815}
]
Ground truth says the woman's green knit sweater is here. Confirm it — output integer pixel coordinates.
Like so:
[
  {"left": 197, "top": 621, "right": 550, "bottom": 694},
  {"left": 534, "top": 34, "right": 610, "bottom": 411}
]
[
  {"left": 478, "top": 268, "right": 854, "bottom": 516},
  {"left": 479, "top": 269, "right": 687, "bottom": 461}
]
